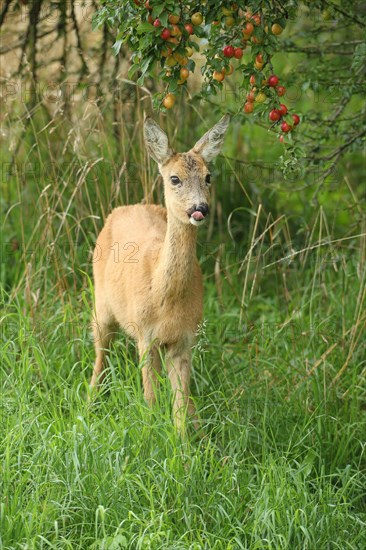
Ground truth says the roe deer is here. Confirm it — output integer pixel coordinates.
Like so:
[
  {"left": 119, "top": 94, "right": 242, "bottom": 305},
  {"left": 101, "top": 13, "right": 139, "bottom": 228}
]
[{"left": 90, "top": 114, "right": 230, "bottom": 434}]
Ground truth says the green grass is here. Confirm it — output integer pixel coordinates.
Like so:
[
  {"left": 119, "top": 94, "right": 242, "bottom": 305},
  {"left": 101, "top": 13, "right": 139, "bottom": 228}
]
[{"left": 1, "top": 250, "right": 365, "bottom": 548}]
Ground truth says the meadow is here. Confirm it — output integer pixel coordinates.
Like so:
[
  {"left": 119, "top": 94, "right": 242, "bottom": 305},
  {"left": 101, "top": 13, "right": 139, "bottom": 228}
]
[{"left": 1, "top": 3, "right": 366, "bottom": 549}]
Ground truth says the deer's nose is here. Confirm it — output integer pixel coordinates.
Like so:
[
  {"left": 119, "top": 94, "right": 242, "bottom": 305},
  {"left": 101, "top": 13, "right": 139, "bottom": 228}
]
[
  {"left": 197, "top": 203, "right": 209, "bottom": 217},
  {"left": 187, "top": 203, "right": 209, "bottom": 220}
]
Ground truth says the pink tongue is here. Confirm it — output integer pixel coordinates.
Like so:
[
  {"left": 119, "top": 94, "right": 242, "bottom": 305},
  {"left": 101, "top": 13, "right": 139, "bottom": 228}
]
[{"left": 192, "top": 211, "right": 204, "bottom": 220}]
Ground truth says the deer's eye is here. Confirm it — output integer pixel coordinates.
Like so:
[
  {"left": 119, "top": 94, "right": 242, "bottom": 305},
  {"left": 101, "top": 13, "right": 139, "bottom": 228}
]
[
  {"left": 171, "top": 176, "right": 181, "bottom": 185},
  {"left": 205, "top": 174, "right": 211, "bottom": 184}
]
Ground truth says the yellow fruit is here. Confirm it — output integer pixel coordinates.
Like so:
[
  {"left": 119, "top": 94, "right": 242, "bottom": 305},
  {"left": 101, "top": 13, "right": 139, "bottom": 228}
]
[
  {"left": 163, "top": 93, "right": 176, "bottom": 109},
  {"left": 166, "top": 55, "right": 177, "bottom": 67},
  {"left": 174, "top": 53, "right": 188, "bottom": 65},
  {"left": 254, "top": 61, "right": 264, "bottom": 70},
  {"left": 222, "top": 7, "right": 233, "bottom": 16},
  {"left": 168, "top": 14, "right": 180, "bottom": 25},
  {"left": 180, "top": 67, "right": 189, "bottom": 80},
  {"left": 191, "top": 12, "right": 203, "bottom": 25},
  {"left": 225, "top": 63, "right": 234, "bottom": 76},
  {"left": 225, "top": 16, "right": 235, "bottom": 27},
  {"left": 186, "top": 47, "right": 194, "bottom": 57},
  {"left": 213, "top": 71, "right": 225, "bottom": 82},
  {"left": 161, "top": 47, "right": 172, "bottom": 57},
  {"left": 170, "top": 24, "right": 181, "bottom": 37},
  {"left": 255, "top": 92, "right": 266, "bottom": 103},
  {"left": 271, "top": 23, "right": 283, "bottom": 35}
]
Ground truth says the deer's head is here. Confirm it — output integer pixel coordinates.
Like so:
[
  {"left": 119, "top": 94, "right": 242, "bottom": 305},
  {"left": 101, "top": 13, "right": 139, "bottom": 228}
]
[{"left": 144, "top": 114, "right": 230, "bottom": 226}]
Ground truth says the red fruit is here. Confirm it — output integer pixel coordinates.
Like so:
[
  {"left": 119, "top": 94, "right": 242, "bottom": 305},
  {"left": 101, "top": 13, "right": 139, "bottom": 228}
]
[
  {"left": 279, "top": 135, "right": 284, "bottom": 143},
  {"left": 268, "top": 75, "right": 279, "bottom": 87},
  {"left": 234, "top": 47, "right": 243, "bottom": 59},
  {"left": 246, "top": 90, "right": 256, "bottom": 102},
  {"left": 249, "top": 74, "right": 256, "bottom": 85},
  {"left": 269, "top": 109, "right": 281, "bottom": 122},
  {"left": 145, "top": 0, "right": 152, "bottom": 10},
  {"left": 279, "top": 103, "right": 288, "bottom": 116},
  {"left": 160, "top": 28, "right": 171, "bottom": 40},
  {"left": 276, "top": 85, "right": 286, "bottom": 96},
  {"left": 244, "top": 102, "right": 254, "bottom": 113},
  {"left": 255, "top": 54, "right": 263, "bottom": 63},
  {"left": 292, "top": 114, "right": 300, "bottom": 126},
  {"left": 251, "top": 14, "right": 261, "bottom": 25},
  {"left": 243, "top": 22, "right": 254, "bottom": 35},
  {"left": 281, "top": 121, "right": 291, "bottom": 133},
  {"left": 184, "top": 23, "right": 194, "bottom": 35},
  {"left": 153, "top": 19, "right": 161, "bottom": 27},
  {"left": 223, "top": 45, "right": 235, "bottom": 58}
]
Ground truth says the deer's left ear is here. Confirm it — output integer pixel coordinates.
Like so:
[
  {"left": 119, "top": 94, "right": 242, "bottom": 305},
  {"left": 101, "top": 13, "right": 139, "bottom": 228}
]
[{"left": 191, "top": 114, "right": 230, "bottom": 163}]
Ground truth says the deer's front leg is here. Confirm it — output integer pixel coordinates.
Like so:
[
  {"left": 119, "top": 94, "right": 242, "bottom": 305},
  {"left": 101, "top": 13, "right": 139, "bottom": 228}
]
[
  {"left": 166, "top": 343, "right": 198, "bottom": 435},
  {"left": 138, "top": 341, "right": 161, "bottom": 406}
]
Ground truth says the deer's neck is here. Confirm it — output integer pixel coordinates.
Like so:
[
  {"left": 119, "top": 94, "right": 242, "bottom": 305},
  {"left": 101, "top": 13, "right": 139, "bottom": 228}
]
[{"left": 155, "top": 212, "right": 197, "bottom": 299}]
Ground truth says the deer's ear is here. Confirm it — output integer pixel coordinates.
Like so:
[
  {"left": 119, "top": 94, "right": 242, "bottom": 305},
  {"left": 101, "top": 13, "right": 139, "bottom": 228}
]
[
  {"left": 191, "top": 114, "right": 230, "bottom": 163},
  {"left": 144, "top": 117, "right": 173, "bottom": 165}
]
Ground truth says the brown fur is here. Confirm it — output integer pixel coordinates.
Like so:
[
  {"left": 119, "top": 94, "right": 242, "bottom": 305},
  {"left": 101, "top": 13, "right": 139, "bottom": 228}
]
[{"left": 90, "top": 115, "right": 230, "bottom": 435}]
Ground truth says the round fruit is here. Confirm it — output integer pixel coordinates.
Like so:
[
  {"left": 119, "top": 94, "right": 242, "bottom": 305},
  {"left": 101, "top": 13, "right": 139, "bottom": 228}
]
[
  {"left": 292, "top": 114, "right": 300, "bottom": 125},
  {"left": 243, "top": 22, "right": 254, "bottom": 35},
  {"left": 213, "top": 71, "right": 225, "bottom": 82},
  {"left": 223, "top": 45, "right": 235, "bottom": 58},
  {"left": 255, "top": 92, "right": 266, "bottom": 103},
  {"left": 254, "top": 61, "right": 264, "bottom": 70},
  {"left": 153, "top": 19, "right": 161, "bottom": 27},
  {"left": 174, "top": 53, "right": 188, "bottom": 65},
  {"left": 160, "top": 28, "right": 171, "bottom": 40},
  {"left": 246, "top": 90, "right": 256, "bottom": 102},
  {"left": 234, "top": 47, "right": 243, "bottom": 59},
  {"left": 252, "top": 14, "right": 261, "bottom": 25},
  {"left": 281, "top": 121, "right": 291, "bottom": 132},
  {"left": 276, "top": 85, "right": 286, "bottom": 97},
  {"left": 272, "top": 23, "right": 283, "bottom": 35},
  {"left": 184, "top": 23, "right": 194, "bottom": 35},
  {"left": 191, "top": 12, "right": 203, "bottom": 25},
  {"left": 168, "top": 14, "right": 180, "bottom": 25},
  {"left": 225, "top": 16, "right": 235, "bottom": 27},
  {"left": 180, "top": 67, "right": 189, "bottom": 80},
  {"left": 279, "top": 103, "right": 288, "bottom": 116},
  {"left": 161, "top": 47, "right": 172, "bottom": 57},
  {"left": 268, "top": 75, "right": 279, "bottom": 87},
  {"left": 255, "top": 54, "right": 263, "bottom": 63},
  {"left": 170, "top": 24, "right": 181, "bottom": 37},
  {"left": 244, "top": 102, "right": 254, "bottom": 113},
  {"left": 145, "top": 0, "right": 152, "bottom": 10},
  {"left": 279, "top": 134, "right": 284, "bottom": 143},
  {"left": 186, "top": 46, "right": 194, "bottom": 57},
  {"left": 163, "top": 93, "right": 175, "bottom": 109},
  {"left": 165, "top": 56, "right": 177, "bottom": 67},
  {"left": 269, "top": 109, "right": 281, "bottom": 121}
]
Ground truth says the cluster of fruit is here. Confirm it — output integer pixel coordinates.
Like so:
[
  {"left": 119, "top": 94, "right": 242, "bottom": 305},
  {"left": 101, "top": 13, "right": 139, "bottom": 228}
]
[
  {"left": 136, "top": 2, "right": 204, "bottom": 109},
  {"left": 132, "top": 2, "right": 300, "bottom": 140},
  {"left": 243, "top": 70, "right": 300, "bottom": 139}
]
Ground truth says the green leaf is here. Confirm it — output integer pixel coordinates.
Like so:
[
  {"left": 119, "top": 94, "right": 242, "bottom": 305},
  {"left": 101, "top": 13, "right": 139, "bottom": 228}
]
[{"left": 137, "top": 22, "right": 154, "bottom": 34}]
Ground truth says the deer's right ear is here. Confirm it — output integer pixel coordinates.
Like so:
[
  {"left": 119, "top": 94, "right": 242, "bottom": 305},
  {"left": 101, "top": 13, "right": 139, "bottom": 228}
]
[{"left": 144, "top": 117, "right": 173, "bottom": 165}]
